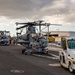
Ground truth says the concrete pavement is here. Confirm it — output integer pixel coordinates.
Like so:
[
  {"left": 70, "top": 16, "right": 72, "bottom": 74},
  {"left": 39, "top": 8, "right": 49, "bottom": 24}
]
[{"left": 0, "top": 45, "right": 74, "bottom": 75}]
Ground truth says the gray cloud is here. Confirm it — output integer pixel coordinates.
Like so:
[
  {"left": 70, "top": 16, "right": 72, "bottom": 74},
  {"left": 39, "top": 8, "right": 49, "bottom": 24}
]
[
  {"left": 0, "top": 0, "right": 53, "bottom": 18},
  {"left": 0, "top": 0, "right": 75, "bottom": 24}
]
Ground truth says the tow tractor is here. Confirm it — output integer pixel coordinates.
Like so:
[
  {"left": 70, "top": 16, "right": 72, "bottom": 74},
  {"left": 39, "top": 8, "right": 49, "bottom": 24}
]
[{"left": 59, "top": 37, "right": 75, "bottom": 73}]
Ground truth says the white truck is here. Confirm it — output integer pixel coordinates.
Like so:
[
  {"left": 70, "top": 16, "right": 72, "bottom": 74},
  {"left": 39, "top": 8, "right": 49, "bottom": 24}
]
[{"left": 59, "top": 37, "right": 75, "bottom": 73}]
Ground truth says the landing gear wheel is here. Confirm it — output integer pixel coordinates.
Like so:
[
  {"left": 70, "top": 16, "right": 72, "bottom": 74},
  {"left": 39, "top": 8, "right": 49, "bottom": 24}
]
[
  {"left": 27, "top": 51, "right": 32, "bottom": 55},
  {"left": 44, "top": 51, "right": 48, "bottom": 54},
  {"left": 22, "top": 49, "right": 25, "bottom": 54},
  {"left": 24, "top": 51, "right": 27, "bottom": 55},
  {"left": 43, "top": 49, "right": 48, "bottom": 54},
  {"left": 25, "top": 50, "right": 32, "bottom": 55},
  {"left": 69, "top": 62, "right": 74, "bottom": 73}
]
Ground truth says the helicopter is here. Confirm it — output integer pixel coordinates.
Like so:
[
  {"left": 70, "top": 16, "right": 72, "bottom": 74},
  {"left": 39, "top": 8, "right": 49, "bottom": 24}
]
[
  {"left": 0, "top": 30, "right": 10, "bottom": 45},
  {"left": 16, "top": 20, "right": 61, "bottom": 55}
]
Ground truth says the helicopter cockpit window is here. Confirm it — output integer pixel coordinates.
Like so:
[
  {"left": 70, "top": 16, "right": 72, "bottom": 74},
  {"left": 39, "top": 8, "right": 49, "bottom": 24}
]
[{"left": 27, "top": 26, "right": 36, "bottom": 34}]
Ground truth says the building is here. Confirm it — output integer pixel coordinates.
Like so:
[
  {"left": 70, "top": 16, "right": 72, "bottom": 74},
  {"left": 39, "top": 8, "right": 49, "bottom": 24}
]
[{"left": 50, "top": 31, "right": 75, "bottom": 42}]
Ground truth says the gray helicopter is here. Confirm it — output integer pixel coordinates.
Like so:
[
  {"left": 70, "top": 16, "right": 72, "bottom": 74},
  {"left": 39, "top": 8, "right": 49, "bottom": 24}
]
[{"left": 16, "top": 20, "right": 60, "bottom": 55}]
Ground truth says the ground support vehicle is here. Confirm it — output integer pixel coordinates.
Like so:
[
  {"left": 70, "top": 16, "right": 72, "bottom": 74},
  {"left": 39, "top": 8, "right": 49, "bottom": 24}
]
[{"left": 59, "top": 37, "right": 75, "bottom": 73}]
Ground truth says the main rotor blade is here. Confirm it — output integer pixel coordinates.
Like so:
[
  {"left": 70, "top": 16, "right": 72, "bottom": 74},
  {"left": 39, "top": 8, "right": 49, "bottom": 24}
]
[
  {"left": 49, "top": 23, "right": 62, "bottom": 26},
  {"left": 16, "top": 22, "right": 28, "bottom": 25},
  {"left": 16, "top": 22, "right": 36, "bottom": 25},
  {"left": 16, "top": 24, "right": 28, "bottom": 30}
]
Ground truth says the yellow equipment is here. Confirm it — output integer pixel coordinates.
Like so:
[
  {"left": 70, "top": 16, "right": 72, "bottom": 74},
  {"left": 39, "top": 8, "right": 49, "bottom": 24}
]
[{"left": 46, "top": 36, "right": 55, "bottom": 42}]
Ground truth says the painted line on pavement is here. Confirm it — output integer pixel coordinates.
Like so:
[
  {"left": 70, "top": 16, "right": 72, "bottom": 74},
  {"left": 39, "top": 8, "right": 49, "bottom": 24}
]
[
  {"left": 32, "top": 53, "right": 59, "bottom": 60},
  {"left": 48, "top": 53, "right": 59, "bottom": 59}
]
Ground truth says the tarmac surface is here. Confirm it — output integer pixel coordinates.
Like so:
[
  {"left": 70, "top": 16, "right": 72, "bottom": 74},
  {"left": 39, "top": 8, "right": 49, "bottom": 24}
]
[{"left": 0, "top": 45, "right": 74, "bottom": 75}]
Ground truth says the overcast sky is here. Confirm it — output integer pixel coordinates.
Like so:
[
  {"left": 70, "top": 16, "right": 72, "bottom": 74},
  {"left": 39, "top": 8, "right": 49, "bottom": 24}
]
[{"left": 0, "top": 0, "right": 75, "bottom": 36}]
